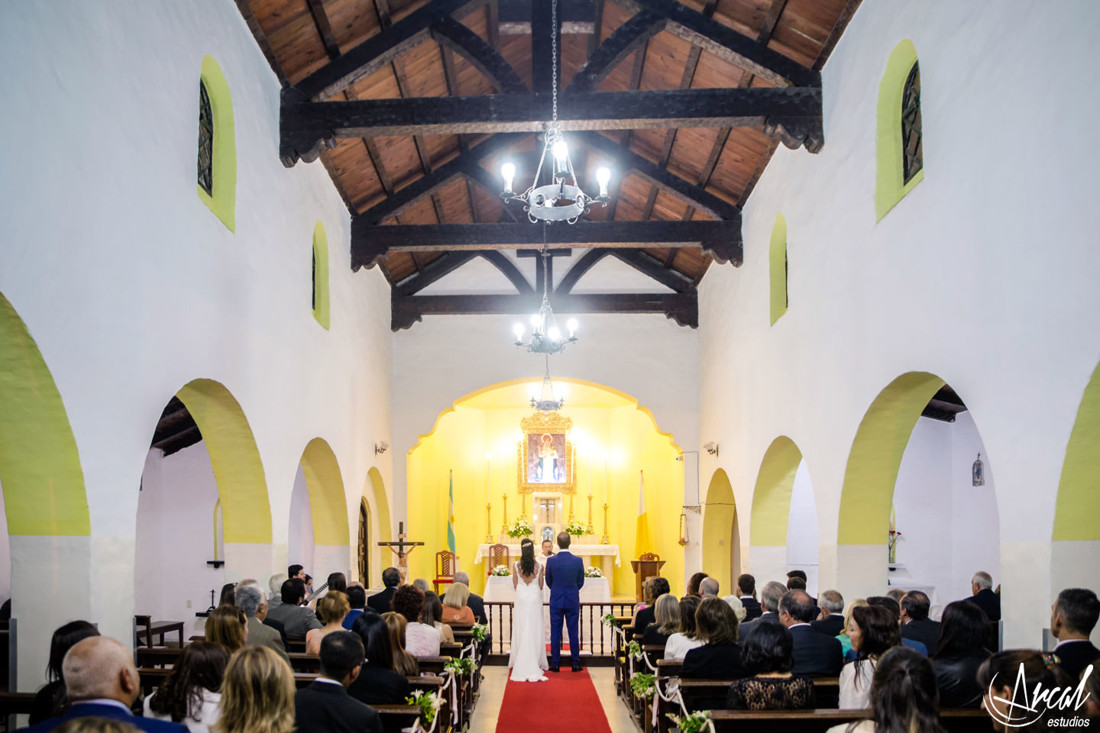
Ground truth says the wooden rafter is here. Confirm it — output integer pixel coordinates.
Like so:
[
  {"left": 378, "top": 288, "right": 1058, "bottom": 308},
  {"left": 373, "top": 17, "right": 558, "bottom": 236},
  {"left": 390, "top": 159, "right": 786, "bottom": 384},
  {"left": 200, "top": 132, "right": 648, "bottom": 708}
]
[
  {"left": 569, "top": 11, "right": 665, "bottom": 92},
  {"left": 556, "top": 248, "right": 610, "bottom": 294},
  {"left": 306, "top": 0, "right": 342, "bottom": 60},
  {"left": 430, "top": 16, "right": 528, "bottom": 94}
]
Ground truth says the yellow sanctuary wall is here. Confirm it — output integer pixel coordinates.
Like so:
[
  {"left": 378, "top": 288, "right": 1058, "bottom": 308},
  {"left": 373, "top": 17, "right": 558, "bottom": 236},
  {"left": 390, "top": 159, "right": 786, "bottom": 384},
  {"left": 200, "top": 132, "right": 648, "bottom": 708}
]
[{"left": 406, "top": 380, "right": 684, "bottom": 598}]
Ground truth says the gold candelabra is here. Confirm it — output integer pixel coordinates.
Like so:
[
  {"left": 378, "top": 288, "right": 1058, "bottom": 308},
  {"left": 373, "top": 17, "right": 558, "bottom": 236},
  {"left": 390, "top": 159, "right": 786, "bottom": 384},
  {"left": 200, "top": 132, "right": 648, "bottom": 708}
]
[
  {"left": 569, "top": 493, "right": 575, "bottom": 521},
  {"left": 601, "top": 502, "right": 610, "bottom": 544},
  {"left": 485, "top": 502, "right": 492, "bottom": 543},
  {"left": 585, "top": 495, "right": 594, "bottom": 534},
  {"left": 500, "top": 494, "right": 508, "bottom": 534}
]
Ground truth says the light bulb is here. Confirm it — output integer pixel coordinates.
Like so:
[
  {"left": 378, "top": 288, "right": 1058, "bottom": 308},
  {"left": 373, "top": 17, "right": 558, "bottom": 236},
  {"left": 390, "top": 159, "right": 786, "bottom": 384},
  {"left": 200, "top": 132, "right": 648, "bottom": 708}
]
[
  {"left": 513, "top": 323, "right": 524, "bottom": 340},
  {"left": 501, "top": 162, "right": 515, "bottom": 192},
  {"left": 548, "top": 326, "right": 561, "bottom": 342},
  {"left": 530, "top": 314, "right": 540, "bottom": 330},
  {"left": 552, "top": 139, "right": 568, "bottom": 164},
  {"left": 597, "top": 166, "right": 611, "bottom": 196},
  {"left": 567, "top": 319, "right": 578, "bottom": 338}
]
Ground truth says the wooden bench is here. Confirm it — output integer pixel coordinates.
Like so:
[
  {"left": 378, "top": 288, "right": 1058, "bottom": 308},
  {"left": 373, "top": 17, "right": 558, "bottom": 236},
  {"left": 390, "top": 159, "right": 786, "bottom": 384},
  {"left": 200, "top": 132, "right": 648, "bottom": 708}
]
[
  {"left": 706, "top": 709, "right": 993, "bottom": 733},
  {"left": 137, "top": 645, "right": 321, "bottom": 674},
  {"left": 373, "top": 704, "right": 422, "bottom": 733},
  {"left": 677, "top": 678, "right": 840, "bottom": 713},
  {"left": 438, "top": 642, "right": 462, "bottom": 658},
  {"left": 134, "top": 615, "right": 184, "bottom": 648}
]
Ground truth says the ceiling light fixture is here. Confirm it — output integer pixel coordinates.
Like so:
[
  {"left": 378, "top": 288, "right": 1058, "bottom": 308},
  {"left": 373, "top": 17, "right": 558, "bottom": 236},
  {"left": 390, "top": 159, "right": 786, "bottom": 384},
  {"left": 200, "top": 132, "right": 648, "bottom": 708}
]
[
  {"left": 530, "top": 355, "right": 565, "bottom": 412},
  {"left": 500, "top": 0, "right": 610, "bottom": 223},
  {"left": 512, "top": 250, "right": 577, "bottom": 354}
]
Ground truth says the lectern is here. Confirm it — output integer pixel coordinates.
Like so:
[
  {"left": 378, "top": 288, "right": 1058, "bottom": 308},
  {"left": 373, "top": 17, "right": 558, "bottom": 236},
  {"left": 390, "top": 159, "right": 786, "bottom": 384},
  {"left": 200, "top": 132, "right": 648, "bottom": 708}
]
[{"left": 630, "top": 553, "right": 665, "bottom": 601}]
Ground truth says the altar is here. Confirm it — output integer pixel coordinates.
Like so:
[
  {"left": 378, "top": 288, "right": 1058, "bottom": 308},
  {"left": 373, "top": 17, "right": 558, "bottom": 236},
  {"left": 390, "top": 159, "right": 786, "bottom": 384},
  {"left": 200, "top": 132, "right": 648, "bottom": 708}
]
[
  {"left": 474, "top": 542, "right": 620, "bottom": 592},
  {"left": 481, "top": 574, "right": 611, "bottom": 603}
]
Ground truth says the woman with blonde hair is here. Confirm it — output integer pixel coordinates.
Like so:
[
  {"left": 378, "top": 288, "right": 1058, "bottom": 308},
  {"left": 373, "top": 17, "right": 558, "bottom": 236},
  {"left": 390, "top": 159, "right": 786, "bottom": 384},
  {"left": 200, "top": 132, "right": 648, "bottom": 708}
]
[
  {"left": 382, "top": 611, "right": 420, "bottom": 676},
  {"left": 214, "top": 646, "right": 295, "bottom": 733},
  {"left": 305, "top": 590, "right": 349, "bottom": 656},
  {"left": 205, "top": 605, "right": 247, "bottom": 653},
  {"left": 642, "top": 594, "right": 680, "bottom": 647},
  {"left": 837, "top": 598, "right": 868, "bottom": 656},
  {"left": 441, "top": 583, "right": 475, "bottom": 624}
]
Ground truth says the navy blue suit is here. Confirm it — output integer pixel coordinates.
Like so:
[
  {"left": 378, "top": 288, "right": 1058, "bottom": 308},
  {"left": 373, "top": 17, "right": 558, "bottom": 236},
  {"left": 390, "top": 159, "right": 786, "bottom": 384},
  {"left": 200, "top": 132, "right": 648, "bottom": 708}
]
[
  {"left": 18, "top": 701, "right": 187, "bottom": 733},
  {"left": 546, "top": 549, "right": 585, "bottom": 668}
]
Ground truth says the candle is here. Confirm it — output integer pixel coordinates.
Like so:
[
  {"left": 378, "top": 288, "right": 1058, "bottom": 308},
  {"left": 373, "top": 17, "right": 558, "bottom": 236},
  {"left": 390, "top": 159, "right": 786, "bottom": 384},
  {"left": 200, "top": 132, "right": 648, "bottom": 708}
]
[
  {"left": 588, "top": 457, "right": 593, "bottom": 497},
  {"left": 486, "top": 454, "right": 491, "bottom": 503},
  {"left": 603, "top": 458, "right": 608, "bottom": 504}
]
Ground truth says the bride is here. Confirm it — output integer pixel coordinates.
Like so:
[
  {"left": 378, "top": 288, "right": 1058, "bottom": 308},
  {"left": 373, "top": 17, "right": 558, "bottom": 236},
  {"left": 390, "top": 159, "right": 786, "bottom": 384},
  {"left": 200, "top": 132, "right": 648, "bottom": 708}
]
[{"left": 508, "top": 538, "right": 549, "bottom": 682}]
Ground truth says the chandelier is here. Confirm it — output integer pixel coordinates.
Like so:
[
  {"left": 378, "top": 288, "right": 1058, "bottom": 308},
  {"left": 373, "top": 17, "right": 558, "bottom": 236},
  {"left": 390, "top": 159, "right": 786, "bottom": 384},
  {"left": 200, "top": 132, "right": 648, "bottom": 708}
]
[
  {"left": 499, "top": 0, "right": 611, "bottom": 223},
  {"left": 513, "top": 251, "right": 577, "bottom": 354},
  {"left": 531, "top": 356, "right": 565, "bottom": 412}
]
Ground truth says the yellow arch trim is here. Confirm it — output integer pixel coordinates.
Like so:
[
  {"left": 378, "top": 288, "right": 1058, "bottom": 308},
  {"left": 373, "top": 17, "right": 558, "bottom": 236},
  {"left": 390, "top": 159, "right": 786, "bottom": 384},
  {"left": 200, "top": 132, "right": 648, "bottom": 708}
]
[
  {"left": 750, "top": 436, "right": 804, "bottom": 546},
  {"left": 408, "top": 377, "right": 682, "bottom": 456},
  {"left": 299, "top": 438, "right": 349, "bottom": 545},
  {"left": 312, "top": 222, "right": 331, "bottom": 330},
  {"left": 0, "top": 293, "right": 90, "bottom": 536},
  {"left": 702, "top": 469, "right": 737, "bottom": 593},
  {"left": 838, "top": 372, "right": 944, "bottom": 545},
  {"left": 1053, "top": 361, "right": 1100, "bottom": 541},
  {"left": 366, "top": 467, "right": 393, "bottom": 544},
  {"left": 769, "top": 213, "right": 788, "bottom": 325},
  {"left": 875, "top": 40, "right": 923, "bottom": 221},
  {"left": 198, "top": 55, "right": 237, "bottom": 232},
  {"left": 176, "top": 379, "right": 271, "bottom": 543}
]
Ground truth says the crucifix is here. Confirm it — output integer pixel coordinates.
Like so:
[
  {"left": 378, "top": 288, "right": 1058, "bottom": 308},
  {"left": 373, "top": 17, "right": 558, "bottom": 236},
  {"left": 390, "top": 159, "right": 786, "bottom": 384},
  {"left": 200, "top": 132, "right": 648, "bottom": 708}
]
[{"left": 378, "top": 522, "right": 424, "bottom": 569}]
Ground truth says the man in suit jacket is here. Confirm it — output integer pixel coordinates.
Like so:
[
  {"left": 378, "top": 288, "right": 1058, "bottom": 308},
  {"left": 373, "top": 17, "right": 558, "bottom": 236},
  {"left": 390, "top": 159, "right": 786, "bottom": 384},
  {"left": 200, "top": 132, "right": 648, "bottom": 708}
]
[
  {"left": 266, "top": 578, "right": 323, "bottom": 639},
  {"left": 367, "top": 567, "right": 401, "bottom": 614},
  {"left": 453, "top": 571, "right": 487, "bottom": 624},
  {"left": 738, "top": 580, "right": 787, "bottom": 640},
  {"left": 811, "top": 589, "right": 846, "bottom": 637},
  {"left": 295, "top": 632, "right": 382, "bottom": 733},
  {"left": 546, "top": 531, "right": 585, "bottom": 671},
  {"left": 1051, "top": 588, "right": 1100, "bottom": 681},
  {"left": 900, "top": 591, "right": 941, "bottom": 653},
  {"left": 236, "top": 583, "right": 291, "bottom": 665},
  {"left": 780, "top": 590, "right": 843, "bottom": 677},
  {"left": 19, "top": 636, "right": 186, "bottom": 733},
  {"left": 965, "top": 571, "right": 1001, "bottom": 621},
  {"left": 736, "top": 574, "right": 762, "bottom": 621}
]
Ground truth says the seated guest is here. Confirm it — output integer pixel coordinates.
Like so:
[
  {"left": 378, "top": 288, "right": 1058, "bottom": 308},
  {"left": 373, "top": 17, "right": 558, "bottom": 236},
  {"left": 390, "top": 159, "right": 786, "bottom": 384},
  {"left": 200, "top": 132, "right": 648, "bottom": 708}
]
[
  {"left": 866, "top": 596, "right": 927, "bottom": 656},
  {"left": 681, "top": 597, "right": 746, "bottom": 680},
  {"left": 453, "top": 572, "right": 487, "bottom": 624},
  {"left": 977, "top": 651, "right": 1073, "bottom": 733},
  {"left": 737, "top": 574, "right": 762, "bottom": 621},
  {"left": 412, "top": 578, "right": 430, "bottom": 593},
  {"left": 931, "top": 600, "right": 992, "bottom": 708},
  {"left": 900, "top": 590, "right": 941, "bottom": 652},
  {"left": 342, "top": 585, "right": 368, "bottom": 630},
  {"left": 266, "top": 578, "right": 322, "bottom": 639},
  {"left": 267, "top": 574, "right": 287, "bottom": 609},
  {"left": 216, "top": 646, "right": 295, "bottom": 733},
  {"left": 235, "top": 583, "right": 289, "bottom": 664},
  {"left": 421, "top": 591, "right": 456, "bottom": 644},
  {"left": 964, "top": 571, "right": 1001, "bottom": 622},
  {"left": 738, "top": 581, "right": 786, "bottom": 640},
  {"left": 204, "top": 605, "right": 246, "bottom": 653},
  {"left": 348, "top": 613, "right": 412, "bottom": 706},
  {"left": 723, "top": 595, "right": 747, "bottom": 624},
  {"left": 367, "top": 567, "right": 401, "bottom": 614},
  {"left": 686, "top": 572, "right": 708, "bottom": 598},
  {"left": 780, "top": 590, "right": 844, "bottom": 678},
  {"left": 29, "top": 621, "right": 101, "bottom": 725},
  {"left": 643, "top": 594, "right": 680, "bottom": 647},
  {"left": 700, "top": 577, "right": 720, "bottom": 600},
  {"left": 839, "top": 605, "right": 901, "bottom": 708},
  {"left": 326, "top": 571, "right": 348, "bottom": 594},
  {"left": 392, "top": 585, "right": 441, "bottom": 657},
  {"left": 886, "top": 588, "right": 907, "bottom": 604},
  {"left": 218, "top": 583, "right": 237, "bottom": 607},
  {"left": 20, "top": 636, "right": 187, "bottom": 732},
  {"left": 441, "top": 583, "right": 476, "bottom": 624},
  {"left": 727, "top": 622, "right": 813, "bottom": 710},
  {"left": 294, "top": 632, "right": 382, "bottom": 733},
  {"left": 665, "top": 595, "right": 704, "bottom": 661},
  {"left": 837, "top": 598, "right": 868, "bottom": 656},
  {"left": 827, "top": 647, "right": 946, "bottom": 733},
  {"left": 382, "top": 611, "right": 420, "bottom": 676},
  {"left": 1050, "top": 587, "right": 1100, "bottom": 681},
  {"left": 634, "top": 577, "right": 671, "bottom": 633},
  {"left": 306, "top": 591, "right": 350, "bottom": 656},
  {"left": 145, "top": 641, "right": 227, "bottom": 732},
  {"left": 812, "top": 590, "right": 846, "bottom": 637}
]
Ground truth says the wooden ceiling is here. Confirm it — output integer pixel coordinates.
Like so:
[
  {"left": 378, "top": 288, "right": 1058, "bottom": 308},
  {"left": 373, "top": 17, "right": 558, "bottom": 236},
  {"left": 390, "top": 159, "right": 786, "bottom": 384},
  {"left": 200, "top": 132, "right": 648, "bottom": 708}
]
[{"left": 236, "top": 0, "right": 860, "bottom": 329}]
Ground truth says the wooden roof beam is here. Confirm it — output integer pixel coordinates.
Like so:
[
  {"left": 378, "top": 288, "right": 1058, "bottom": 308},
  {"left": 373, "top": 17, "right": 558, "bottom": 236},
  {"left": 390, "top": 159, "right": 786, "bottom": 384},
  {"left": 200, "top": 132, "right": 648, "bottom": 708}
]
[
  {"left": 351, "top": 219, "right": 742, "bottom": 270},
  {"left": 499, "top": 0, "right": 596, "bottom": 34},
  {"left": 430, "top": 16, "right": 528, "bottom": 94},
  {"left": 570, "top": 11, "right": 665, "bottom": 92},
  {"left": 610, "top": 248, "right": 696, "bottom": 293},
  {"left": 556, "top": 248, "right": 611, "bottom": 295},
  {"left": 392, "top": 291, "right": 698, "bottom": 330}
]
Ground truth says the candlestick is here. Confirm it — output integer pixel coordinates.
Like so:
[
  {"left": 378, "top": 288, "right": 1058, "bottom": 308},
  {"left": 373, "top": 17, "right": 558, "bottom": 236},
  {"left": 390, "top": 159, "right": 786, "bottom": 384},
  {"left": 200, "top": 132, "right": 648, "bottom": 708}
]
[
  {"left": 501, "top": 494, "right": 508, "bottom": 534},
  {"left": 603, "top": 459, "right": 608, "bottom": 505},
  {"left": 485, "top": 502, "right": 493, "bottom": 543},
  {"left": 601, "top": 502, "right": 610, "bottom": 545},
  {"left": 569, "top": 492, "right": 575, "bottom": 521},
  {"left": 586, "top": 494, "right": 594, "bottom": 534},
  {"left": 486, "top": 454, "right": 491, "bottom": 503}
]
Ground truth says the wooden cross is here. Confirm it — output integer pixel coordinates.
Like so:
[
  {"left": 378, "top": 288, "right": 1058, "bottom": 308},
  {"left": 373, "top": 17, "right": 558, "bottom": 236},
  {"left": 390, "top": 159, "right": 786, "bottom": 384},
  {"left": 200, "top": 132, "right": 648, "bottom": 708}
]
[{"left": 377, "top": 522, "right": 424, "bottom": 569}]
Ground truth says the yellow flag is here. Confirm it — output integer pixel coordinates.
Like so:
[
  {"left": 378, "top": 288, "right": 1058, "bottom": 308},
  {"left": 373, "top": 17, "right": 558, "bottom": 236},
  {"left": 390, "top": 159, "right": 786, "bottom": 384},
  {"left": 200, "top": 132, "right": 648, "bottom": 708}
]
[{"left": 635, "top": 470, "right": 654, "bottom": 556}]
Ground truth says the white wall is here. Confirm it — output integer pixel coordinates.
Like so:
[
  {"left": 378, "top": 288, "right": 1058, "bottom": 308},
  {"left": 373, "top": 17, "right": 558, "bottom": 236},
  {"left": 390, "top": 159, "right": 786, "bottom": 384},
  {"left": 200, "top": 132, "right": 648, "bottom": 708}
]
[
  {"left": 0, "top": 0, "right": 393, "bottom": 687},
  {"left": 288, "top": 466, "right": 316, "bottom": 575},
  {"left": 698, "top": 0, "right": 1100, "bottom": 647},
  {"left": 0, "top": 480, "right": 10, "bottom": 605},
  {"left": 786, "top": 461, "right": 820, "bottom": 596}
]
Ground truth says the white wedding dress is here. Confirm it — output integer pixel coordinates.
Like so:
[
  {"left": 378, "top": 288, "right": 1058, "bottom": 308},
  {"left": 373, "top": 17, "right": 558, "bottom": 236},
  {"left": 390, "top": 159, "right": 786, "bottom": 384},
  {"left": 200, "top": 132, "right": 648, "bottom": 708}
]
[{"left": 508, "top": 561, "right": 549, "bottom": 682}]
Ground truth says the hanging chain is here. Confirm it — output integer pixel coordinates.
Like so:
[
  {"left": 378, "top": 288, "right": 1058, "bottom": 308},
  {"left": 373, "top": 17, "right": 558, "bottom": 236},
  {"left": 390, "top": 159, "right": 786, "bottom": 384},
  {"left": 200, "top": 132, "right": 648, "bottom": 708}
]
[{"left": 550, "top": 0, "right": 559, "bottom": 124}]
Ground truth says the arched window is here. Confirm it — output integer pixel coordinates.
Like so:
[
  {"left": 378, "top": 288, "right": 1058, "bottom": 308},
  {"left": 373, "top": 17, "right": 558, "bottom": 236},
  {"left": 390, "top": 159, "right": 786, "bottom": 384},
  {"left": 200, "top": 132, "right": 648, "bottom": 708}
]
[
  {"left": 769, "top": 213, "right": 788, "bottom": 325},
  {"left": 312, "top": 221, "right": 330, "bottom": 329},
  {"left": 875, "top": 40, "right": 924, "bottom": 221},
  {"left": 197, "top": 56, "right": 237, "bottom": 232}
]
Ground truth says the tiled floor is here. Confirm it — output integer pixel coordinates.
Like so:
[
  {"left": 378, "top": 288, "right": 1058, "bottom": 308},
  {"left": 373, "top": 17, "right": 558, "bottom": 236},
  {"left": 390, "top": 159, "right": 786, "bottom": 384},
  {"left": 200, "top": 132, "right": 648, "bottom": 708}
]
[{"left": 468, "top": 665, "right": 639, "bottom": 733}]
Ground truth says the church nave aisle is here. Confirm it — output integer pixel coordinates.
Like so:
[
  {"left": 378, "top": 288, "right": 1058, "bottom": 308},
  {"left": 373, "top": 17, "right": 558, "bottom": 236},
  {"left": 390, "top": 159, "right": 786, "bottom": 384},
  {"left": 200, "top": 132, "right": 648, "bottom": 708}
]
[{"left": 469, "top": 666, "right": 635, "bottom": 733}]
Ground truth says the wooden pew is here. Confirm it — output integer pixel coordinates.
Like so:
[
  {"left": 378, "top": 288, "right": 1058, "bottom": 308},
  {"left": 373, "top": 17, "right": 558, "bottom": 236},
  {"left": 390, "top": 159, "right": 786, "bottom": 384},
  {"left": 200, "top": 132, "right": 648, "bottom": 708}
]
[
  {"left": 373, "top": 704, "right": 422, "bottom": 733},
  {"left": 417, "top": 657, "right": 447, "bottom": 676},
  {"left": 638, "top": 646, "right": 666, "bottom": 732},
  {"left": 438, "top": 642, "right": 462, "bottom": 658},
  {"left": 677, "top": 678, "right": 840, "bottom": 714},
  {"left": 706, "top": 709, "right": 993, "bottom": 733},
  {"left": 134, "top": 615, "right": 184, "bottom": 648},
  {"left": 137, "top": 645, "right": 321, "bottom": 674}
]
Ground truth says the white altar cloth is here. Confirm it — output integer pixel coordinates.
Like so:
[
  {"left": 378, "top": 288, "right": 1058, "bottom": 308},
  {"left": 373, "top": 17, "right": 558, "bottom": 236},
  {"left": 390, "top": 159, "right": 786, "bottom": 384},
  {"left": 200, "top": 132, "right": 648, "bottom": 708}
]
[
  {"left": 474, "top": 543, "right": 621, "bottom": 567},
  {"left": 482, "top": 575, "right": 610, "bottom": 603}
]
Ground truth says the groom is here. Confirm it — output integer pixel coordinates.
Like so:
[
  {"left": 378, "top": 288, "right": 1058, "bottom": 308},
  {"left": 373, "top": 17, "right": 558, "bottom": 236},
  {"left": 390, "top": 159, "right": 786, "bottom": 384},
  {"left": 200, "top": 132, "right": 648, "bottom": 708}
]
[{"left": 545, "top": 531, "right": 585, "bottom": 672}]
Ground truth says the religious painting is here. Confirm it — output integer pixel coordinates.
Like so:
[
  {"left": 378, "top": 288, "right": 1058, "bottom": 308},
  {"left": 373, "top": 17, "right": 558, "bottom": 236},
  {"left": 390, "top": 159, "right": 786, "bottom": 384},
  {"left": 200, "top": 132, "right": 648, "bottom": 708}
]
[{"left": 517, "top": 410, "right": 575, "bottom": 494}]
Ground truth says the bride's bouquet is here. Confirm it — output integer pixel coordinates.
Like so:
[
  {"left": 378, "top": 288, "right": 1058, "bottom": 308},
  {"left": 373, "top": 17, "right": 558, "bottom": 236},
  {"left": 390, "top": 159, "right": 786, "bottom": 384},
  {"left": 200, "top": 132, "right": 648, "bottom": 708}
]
[
  {"left": 506, "top": 516, "right": 532, "bottom": 539},
  {"left": 490, "top": 565, "right": 511, "bottom": 576},
  {"left": 584, "top": 566, "right": 602, "bottom": 578},
  {"left": 565, "top": 518, "right": 586, "bottom": 536}
]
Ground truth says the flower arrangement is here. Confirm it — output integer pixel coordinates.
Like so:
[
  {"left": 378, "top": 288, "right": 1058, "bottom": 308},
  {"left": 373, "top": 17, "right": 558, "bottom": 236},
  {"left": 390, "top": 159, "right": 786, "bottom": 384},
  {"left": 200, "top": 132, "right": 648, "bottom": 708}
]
[
  {"left": 444, "top": 656, "right": 476, "bottom": 677},
  {"left": 490, "top": 565, "right": 511, "bottom": 576},
  {"left": 667, "top": 710, "right": 711, "bottom": 733},
  {"left": 629, "top": 671, "right": 656, "bottom": 699},
  {"left": 405, "top": 690, "right": 442, "bottom": 725},
  {"left": 601, "top": 612, "right": 618, "bottom": 628},
  {"left": 506, "top": 516, "right": 532, "bottom": 539},
  {"left": 565, "top": 518, "right": 586, "bottom": 536},
  {"left": 470, "top": 623, "right": 488, "bottom": 642},
  {"left": 585, "top": 566, "right": 603, "bottom": 578},
  {"left": 888, "top": 529, "right": 903, "bottom": 564},
  {"left": 626, "top": 640, "right": 644, "bottom": 660}
]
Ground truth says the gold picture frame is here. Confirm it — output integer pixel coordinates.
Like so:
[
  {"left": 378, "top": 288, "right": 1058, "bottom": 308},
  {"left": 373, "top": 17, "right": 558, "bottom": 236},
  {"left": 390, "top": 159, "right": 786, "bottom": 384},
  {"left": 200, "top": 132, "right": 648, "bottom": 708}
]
[{"left": 517, "top": 411, "right": 575, "bottom": 494}]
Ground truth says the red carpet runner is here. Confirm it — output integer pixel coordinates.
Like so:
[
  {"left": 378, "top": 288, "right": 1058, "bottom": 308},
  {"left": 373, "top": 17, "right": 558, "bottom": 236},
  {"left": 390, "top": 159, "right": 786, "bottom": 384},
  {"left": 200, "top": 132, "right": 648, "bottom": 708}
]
[{"left": 494, "top": 669, "right": 612, "bottom": 733}]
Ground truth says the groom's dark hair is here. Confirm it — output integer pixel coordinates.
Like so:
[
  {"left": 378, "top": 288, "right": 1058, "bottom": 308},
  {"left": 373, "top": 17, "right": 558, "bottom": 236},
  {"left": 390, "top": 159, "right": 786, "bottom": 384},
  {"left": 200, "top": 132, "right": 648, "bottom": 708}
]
[{"left": 557, "top": 531, "right": 571, "bottom": 549}]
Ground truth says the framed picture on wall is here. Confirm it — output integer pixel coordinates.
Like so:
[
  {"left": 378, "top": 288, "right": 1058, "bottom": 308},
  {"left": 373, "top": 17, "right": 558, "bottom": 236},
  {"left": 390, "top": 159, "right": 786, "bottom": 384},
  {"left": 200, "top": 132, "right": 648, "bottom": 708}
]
[{"left": 517, "top": 411, "right": 575, "bottom": 494}]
